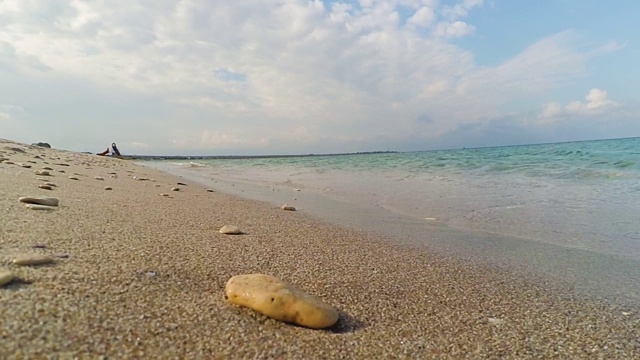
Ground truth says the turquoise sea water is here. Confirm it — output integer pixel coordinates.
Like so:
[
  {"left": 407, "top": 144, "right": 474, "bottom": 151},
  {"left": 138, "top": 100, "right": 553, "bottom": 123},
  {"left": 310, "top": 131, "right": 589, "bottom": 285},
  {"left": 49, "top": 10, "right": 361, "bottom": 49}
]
[{"left": 146, "top": 137, "right": 640, "bottom": 303}]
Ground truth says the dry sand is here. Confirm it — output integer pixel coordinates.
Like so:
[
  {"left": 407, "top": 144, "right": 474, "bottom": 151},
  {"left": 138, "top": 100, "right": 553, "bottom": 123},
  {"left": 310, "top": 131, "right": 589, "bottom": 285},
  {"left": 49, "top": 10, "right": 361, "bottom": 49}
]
[{"left": 1, "top": 139, "right": 638, "bottom": 359}]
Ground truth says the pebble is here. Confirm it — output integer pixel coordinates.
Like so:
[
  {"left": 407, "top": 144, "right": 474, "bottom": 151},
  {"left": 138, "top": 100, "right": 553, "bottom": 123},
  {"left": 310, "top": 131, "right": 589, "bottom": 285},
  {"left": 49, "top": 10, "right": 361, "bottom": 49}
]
[
  {"left": 177, "top": 182, "right": 187, "bottom": 186},
  {"left": 42, "top": 167, "right": 53, "bottom": 170},
  {"left": 95, "top": 176, "right": 104, "bottom": 180},
  {"left": 19, "top": 196, "right": 59, "bottom": 206},
  {"left": 19, "top": 163, "right": 32, "bottom": 168},
  {"left": 55, "top": 163, "right": 70, "bottom": 166},
  {"left": 44, "top": 182, "right": 56, "bottom": 187},
  {"left": 225, "top": 274, "right": 339, "bottom": 329},
  {"left": 32, "top": 244, "right": 46, "bottom": 249},
  {"left": 219, "top": 225, "right": 242, "bottom": 235},
  {"left": 425, "top": 217, "right": 437, "bottom": 221},
  {"left": 38, "top": 185, "right": 53, "bottom": 190},
  {"left": 68, "top": 176, "right": 79, "bottom": 180},
  {"left": 160, "top": 193, "right": 169, "bottom": 197},
  {"left": 13, "top": 254, "right": 54, "bottom": 266},
  {"left": 172, "top": 187, "right": 180, "bottom": 191},
  {"left": 154, "top": 184, "right": 161, "bottom": 187},
  {"left": 34, "top": 170, "right": 51, "bottom": 176},
  {"left": 26, "top": 204, "right": 57, "bottom": 210},
  {"left": 281, "top": 204, "right": 296, "bottom": 211},
  {"left": 206, "top": 189, "right": 214, "bottom": 192},
  {"left": 104, "top": 187, "right": 113, "bottom": 190},
  {"left": 0, "top": 269, "right": 14, "bottom": 286},
  {"left": 4, "top": 161, "right": 14, "bottom": 165}
]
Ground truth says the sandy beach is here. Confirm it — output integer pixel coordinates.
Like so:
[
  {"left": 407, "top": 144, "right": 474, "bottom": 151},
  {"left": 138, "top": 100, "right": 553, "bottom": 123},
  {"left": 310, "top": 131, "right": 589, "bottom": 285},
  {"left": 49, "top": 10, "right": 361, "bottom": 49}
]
[{"left": 1, "top": 139, "right": 638, "bottom": 359}]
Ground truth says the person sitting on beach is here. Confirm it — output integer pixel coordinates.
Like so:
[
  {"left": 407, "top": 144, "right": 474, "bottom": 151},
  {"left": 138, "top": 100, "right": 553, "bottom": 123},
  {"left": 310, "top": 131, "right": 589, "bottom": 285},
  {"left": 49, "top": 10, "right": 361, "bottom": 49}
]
[{"left": 96, "top": 148, "right": 110, "bottom": 156}]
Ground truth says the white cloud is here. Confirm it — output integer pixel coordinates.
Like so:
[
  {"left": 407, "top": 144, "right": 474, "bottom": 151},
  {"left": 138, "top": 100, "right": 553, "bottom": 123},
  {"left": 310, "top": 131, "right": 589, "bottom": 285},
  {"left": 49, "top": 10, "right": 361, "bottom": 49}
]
[
  {"left": 539, "top": 88, "right": 618, "bottom": 123},
  {"left": 433, "top": 21, "right": 475, "bottom": 38},
  {"left": 0, "top": 0, "right": 627, "bottom": 154}
]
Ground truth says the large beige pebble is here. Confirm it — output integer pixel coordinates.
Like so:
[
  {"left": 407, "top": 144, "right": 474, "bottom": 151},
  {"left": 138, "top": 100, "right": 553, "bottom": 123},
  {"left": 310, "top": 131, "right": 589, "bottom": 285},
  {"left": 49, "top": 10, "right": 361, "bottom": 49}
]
[
  {"left": 0, "top": 269, "right": 14, "bottom": 286},
  {"left": 34, "top": 170, "right": 51, "bottom": 176},
  {"left": 225, "top": 274, "right": 339, "bottom": 329},
  {"left": 13, "top": 254, "right": 54, "bottom": 266},
  {"left": 219, "top": 225, "right": 242, "bottom": 235},
  {"left": 281, "top": 204, "right": 296, "bottom": 211},
  {"left": 19, "top": 196, "right": 59, "bottom": 206}
]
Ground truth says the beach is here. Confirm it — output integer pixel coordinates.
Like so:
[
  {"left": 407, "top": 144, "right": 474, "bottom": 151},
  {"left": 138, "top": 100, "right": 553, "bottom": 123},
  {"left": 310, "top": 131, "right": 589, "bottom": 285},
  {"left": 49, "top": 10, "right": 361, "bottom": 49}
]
[{"left": 1, "top": 139, "right": 639, "bottom": 359}]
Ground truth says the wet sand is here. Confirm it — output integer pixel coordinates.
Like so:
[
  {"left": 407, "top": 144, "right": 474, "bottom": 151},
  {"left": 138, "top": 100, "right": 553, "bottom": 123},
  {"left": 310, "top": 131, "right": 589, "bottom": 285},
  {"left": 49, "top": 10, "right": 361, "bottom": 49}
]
[{"left": 1, "top": 139, "right": 638, "bottom": 359}]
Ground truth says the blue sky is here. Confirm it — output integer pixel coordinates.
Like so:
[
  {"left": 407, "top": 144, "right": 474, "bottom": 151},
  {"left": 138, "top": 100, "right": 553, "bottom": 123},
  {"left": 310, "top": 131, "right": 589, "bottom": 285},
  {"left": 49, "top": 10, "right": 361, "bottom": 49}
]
[{"left": 0, "top": 0, "right": 638, "bottom": 155}]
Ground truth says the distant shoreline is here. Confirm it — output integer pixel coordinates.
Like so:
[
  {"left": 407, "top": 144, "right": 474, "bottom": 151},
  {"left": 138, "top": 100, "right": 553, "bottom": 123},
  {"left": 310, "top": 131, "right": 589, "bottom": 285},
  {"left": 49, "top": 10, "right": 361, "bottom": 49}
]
[{"left": 123, "top": 150, "right": 397, "bottom": 161}]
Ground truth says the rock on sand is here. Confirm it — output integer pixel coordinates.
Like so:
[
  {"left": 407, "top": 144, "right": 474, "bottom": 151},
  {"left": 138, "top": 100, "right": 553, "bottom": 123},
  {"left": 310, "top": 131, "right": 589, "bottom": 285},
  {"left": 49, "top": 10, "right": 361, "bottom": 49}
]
[
  {"left": 0, "top": 269, "right": 14, "bottom": 286},
  {"left": 219, "top": 225, "right": 242, "bottom": 235},
  {"left": 281, "top": 204, "right": 296, "bottom": 211},
  {"left": 19, "top": 196, "right": 59, "bottom": 206},
  {"left": 225, "top": 274, "right": 339, "bottom": 329},
  {"left": 13, "top": 254, "right": 54, "bottom": 266}
]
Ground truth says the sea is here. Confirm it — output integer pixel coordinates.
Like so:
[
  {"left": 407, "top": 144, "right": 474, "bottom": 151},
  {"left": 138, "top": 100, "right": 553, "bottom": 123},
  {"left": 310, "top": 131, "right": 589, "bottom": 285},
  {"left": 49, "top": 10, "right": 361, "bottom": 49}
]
[{"left": 144, "top": 137, "right": 640, "bottom": 305}]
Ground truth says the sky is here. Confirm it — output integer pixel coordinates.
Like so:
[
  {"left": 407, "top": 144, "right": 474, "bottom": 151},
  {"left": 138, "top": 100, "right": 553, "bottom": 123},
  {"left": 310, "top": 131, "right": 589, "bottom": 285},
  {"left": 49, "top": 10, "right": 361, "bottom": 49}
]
[{"left": 0, "top": 0, "right": 639, "bottom": 155}]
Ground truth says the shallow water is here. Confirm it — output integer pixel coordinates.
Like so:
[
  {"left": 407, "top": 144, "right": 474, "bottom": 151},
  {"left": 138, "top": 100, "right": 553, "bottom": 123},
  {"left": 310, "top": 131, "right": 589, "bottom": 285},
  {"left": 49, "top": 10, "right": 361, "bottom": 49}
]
[{"left": 143, "top": 137, "right": 640, "bottom": 305}]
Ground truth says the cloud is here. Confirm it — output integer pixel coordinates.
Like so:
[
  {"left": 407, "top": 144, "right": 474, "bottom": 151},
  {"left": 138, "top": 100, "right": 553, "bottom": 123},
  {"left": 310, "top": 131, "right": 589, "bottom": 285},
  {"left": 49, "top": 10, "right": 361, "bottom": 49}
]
[
  {"left": 539, "top": 88, "right": 618, "bottom": 123},
  {"left": 0, "top": 0, "right": 629, "bottom": 154}
]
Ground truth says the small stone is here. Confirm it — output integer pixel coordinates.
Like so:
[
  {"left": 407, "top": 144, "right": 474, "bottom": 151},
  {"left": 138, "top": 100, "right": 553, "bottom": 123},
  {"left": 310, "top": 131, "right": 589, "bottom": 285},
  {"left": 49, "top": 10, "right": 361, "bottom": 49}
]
[
  {"left": 177, "top": 182, "right": 187, "bottom": 186},
  {"left": 42, "top": 167, "right": 53, "bottom": 170},
  {"left": 55, "top": 253, "right": 69, "bottom": 259},
  {"left": 206, "top": 189, "right": 214, "bottom": 192},
  {"left": 622, "top": 311, "right": 631, "bottom": 316},
  {"left": 55, "top": 163, "right": 70, "bottom": 167},
  {"left": 13, "top": 254, "right": 54, "bottom": 266},
  {"left": 34, "top": 170, "right": 51, "bottom": 176},
  {"left": 104, "top": 187, "right": 112, "bottom": 190},
  {"left": 0, "top": 269, "right": 14, "bottom": 286},
  {"left": 219, "top": 225, "right": 242, "bottom": 235},
  {"left": 154, "top": 184, "right": 161, "bottom": 187},
  {"left": 68, "top": 176, "right": 79, "bottom": 180},
  {"left": 4, "top": 161, "right": 14, "bottom": 165},
  {"left": 107, "top": 172, "right": 117, "bottom": 175},
  {"left": 281, "top": 204, "right": 296, "bottom": 211},
  {"left": 95, "top": 176, "right": 104, "bottom": 180},
  {"left": 160, "top": 193, "right": 169, "bottom": 197},
  {"left": 44, "top": 182, "right": 56, "bottom": 187},
  {"left": 172, "top": 187, "right": 180, "bottom": 191},
  {"left": 32, "top": 244, "right": 46, "bottom": 249},
  {"left": 38, "top": 185, "right": 53, "bottom": 190},
  {"left": 58, "top": 170, "right": 65, "bottom": 173},
  {"left": 425, "top": 217, "right": 437, "bottom": 221},
  {"left": 225, "top": 274, "right": 339, "bottom": 329},
  {"left": 19, "top": 196, "right": 59, "bottom": 206},
  {"left": 19, "top": 163, "right": 32, "bottom": 168},
  {"left": 488, "top": 317, "right": 505, "bottom": 326},
  {"left": 26, "top": 204, "right": 57, "bottom": 210}
]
